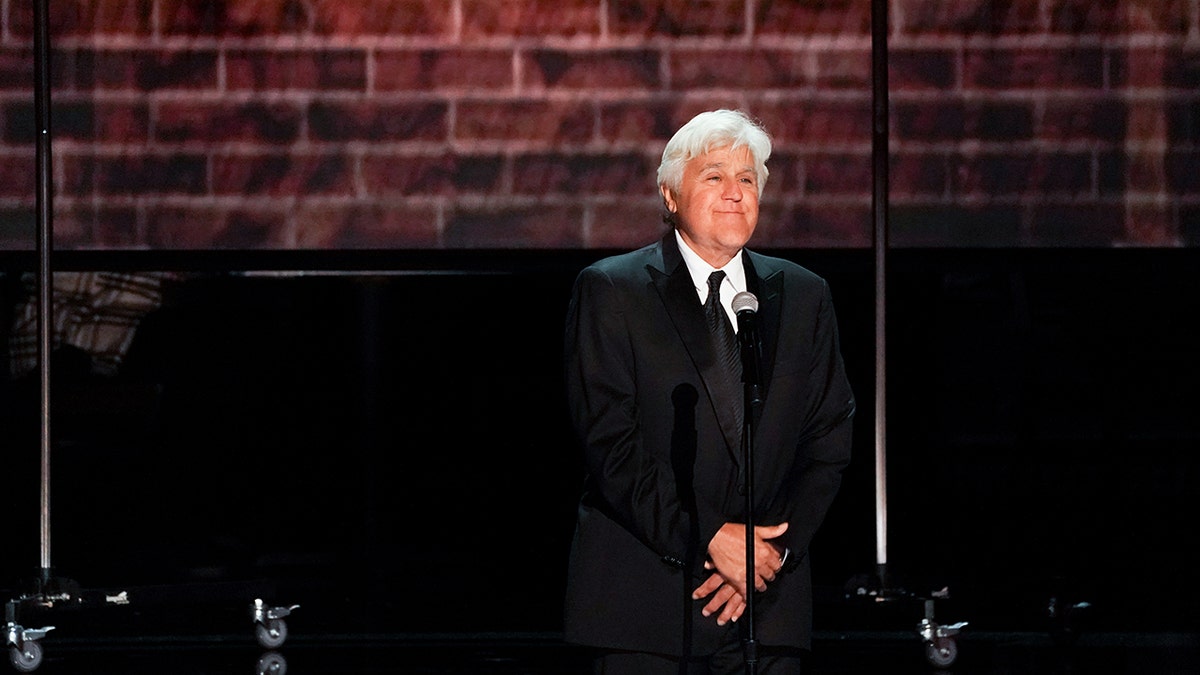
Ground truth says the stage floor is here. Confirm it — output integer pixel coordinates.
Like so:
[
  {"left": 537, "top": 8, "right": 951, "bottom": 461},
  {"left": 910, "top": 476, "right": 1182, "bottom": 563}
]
[{"left": 17, "top": 631, "right": 1198, "bottom": 674}]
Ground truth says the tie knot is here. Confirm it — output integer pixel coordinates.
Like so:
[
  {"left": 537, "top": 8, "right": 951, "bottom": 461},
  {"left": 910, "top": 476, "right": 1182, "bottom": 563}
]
[{"left": 707, "top": 271, "right": 726, "bottom": 294}]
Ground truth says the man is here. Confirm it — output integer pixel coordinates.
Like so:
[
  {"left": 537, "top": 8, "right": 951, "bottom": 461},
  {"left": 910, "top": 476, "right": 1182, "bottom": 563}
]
[{"left": 563, "top": 109, "right": 855, "bottom": 673}]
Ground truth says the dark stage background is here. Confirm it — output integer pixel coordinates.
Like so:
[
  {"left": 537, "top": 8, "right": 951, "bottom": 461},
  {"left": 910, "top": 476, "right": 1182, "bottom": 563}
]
[{"left": 2, "top": 247, "right": 1197, "bottom": 639}]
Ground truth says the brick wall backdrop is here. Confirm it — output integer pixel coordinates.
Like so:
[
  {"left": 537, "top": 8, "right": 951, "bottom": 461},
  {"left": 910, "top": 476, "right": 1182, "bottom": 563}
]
[{"left": 0, "top": 0, "right": 1196, "bottom": 250}]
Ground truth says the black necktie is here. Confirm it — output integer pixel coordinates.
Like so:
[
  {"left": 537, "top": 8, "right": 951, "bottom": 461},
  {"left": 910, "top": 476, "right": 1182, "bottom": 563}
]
[
  {"left": 705, "top": 271, "right": 744, "bottom": 445},
  {"left": 705, "top": 271, "right": 740, "bottom": 381}
]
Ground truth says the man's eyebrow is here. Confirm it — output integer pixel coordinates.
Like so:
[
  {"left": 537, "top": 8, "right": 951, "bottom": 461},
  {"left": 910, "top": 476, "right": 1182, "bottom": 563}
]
[{"left": 700, "top": 161, "right": 756, "bottom": 173}]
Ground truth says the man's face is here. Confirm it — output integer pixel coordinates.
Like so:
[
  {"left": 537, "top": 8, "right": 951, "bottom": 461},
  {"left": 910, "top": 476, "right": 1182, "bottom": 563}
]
[{"left": 661, "top": 144, "right": 760, "bottom": 267}]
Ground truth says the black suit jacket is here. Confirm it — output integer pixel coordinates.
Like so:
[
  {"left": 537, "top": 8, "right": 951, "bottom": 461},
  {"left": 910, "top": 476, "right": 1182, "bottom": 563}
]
[{"left": 563, "top": 232, "right": 855, "bottom": 655}]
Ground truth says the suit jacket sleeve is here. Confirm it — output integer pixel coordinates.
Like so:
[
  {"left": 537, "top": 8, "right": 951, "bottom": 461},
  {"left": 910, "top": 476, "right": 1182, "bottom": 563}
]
[
  {"left": 776, "top": 278, "right": 855, "bottom": 564},
  {"left": 564, "top": 264, "right": 695, "bottom": 562}
]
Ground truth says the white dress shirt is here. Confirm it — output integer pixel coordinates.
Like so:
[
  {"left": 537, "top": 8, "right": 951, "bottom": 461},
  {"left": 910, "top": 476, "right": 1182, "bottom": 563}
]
[{"left": 674, "top": 229, "right": 746, "bottom": 332}]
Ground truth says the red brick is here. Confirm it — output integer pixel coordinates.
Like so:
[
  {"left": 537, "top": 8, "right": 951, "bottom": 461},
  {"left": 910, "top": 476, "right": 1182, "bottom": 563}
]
[
  {"left": 0, "top": 154, "right": 36, "bottom": 198},
  {"left": 672, "top": 48, "right": 868, "bottom": 90},
  {"left": 0, "top": 48, "right": 35, "bottom": 92},
  {"left": 161, "top": 0, "right": 310, "bottom": 36},
  {"left": 1124, "top": 151, "right": 1165, "bottom": 193},
  {"left": 13, "top": 100, "right": 151, "bottom": 143},
  {"left": 951, "top": 153, "right": 1036, "bottom": 197},
  {"left": 889, "top": 50, "right": 956, "bottom": 90},
  {"left": 7, "top": 48, "right": 91, "bottom": 93},
  {"left": 144, "top": 206, "right": 286, "bottom": 248},
  {"left": 66, "top": 154, "right": 208, "bottom": 196},
  {"left": 670, "top": 49, "right": 806, "bottom": 90},
  {"left": 890, "top": 152, "right": 949, "bottom": 197},
  {"left": 308, "top": 101, "right": 448, "bottom": 142},
  {"left": 156, "top": 102, "right": 303, "bottom": 143},
  {"left": 374, "top": 50, "right": 513, "bottom": 92},
  {"left": 897, "top": 99, "right": 960, "bottom": 140},
  {"left": 761, "top": 151, "right": 803, "bottom": 194},
  {"left": 14, "top": 100, "right": 82, "bottom": 141},
  {"left": 524, "top": 50, "right": 661, "bottom": 90},
  {"left": 512, "top": 153, "right": 655, "bottom": 196},
  {"left": 1050, "top": 0, "right": 1190, "bottom": 35},
  {"left": 964, "top": 47, "right": 1104, "bottom": 90},
  {"left": 226, "top": 50, "right": 367, "bottom": 91},
  {"left": 754, "top": 203, "right": 871, "bottom": 248},
  {"left": 461, "top": 0, "right": 602, "bottom": 37},
  {"left": 1119, "top": 204, "right": 1177, "bottom": 246},
  {"left": 1097, "top": 151, "right": 1124, "bottom": 197},
  {"left": 60, "top": 154, "right": 91, "bottom": 195},
  {"left": 294, "top": 203, "right": 441, "bottom": 248},
  {"left": 756, "top": 0, "right": 872, "bottom": 36},
  {"left": 813, "top": 48, "right": 872, "bottom": 88},
  {"left": 455, "top": 101, "right": 592, "bottom": 144},
  {"left": 609, "top": 0, "right": 747, "bottom": 37},
  {"left": 894, "top": 101, "right": 1033, "bottom": 142},
  {"left": 598, "top": 101, "right": 691, "bottom": 144},
  {"left": 444, "top": 204, "right": 585, "bottom": 247},
  {"left": 310, "top": 0, "right": 455, "bottom": 37},
  {"left": 95, "top": 102, "right": 152, "bottom": 143},
  {"left": 51, "top": 212, "right": 91, "bottom": 249},
  {"left": 1111, "top": 48, "right": 1176, "bottom": 89},
  {"left": 1163, "top": 48, "right": 1200, "bottom": 90},
  {"left": 803, "top": 153, "right": 873, "bottom": 195},
  {"left": 54, "top": 204, "right": 143, "bottom": 248},
  {"left": 59, "top": 49, "right": 218, "bottom": 91},
  {"left": 361, "top": 152, "right": 506, "bottom": 196},
  {"left": 588, "top": 201, "right": 670, "bottom": 248},
  {"left": 897, "top": 0, "right": 1042, "bottom": 35},
  {"left": 93, "top": 208, "right": 145, "bottom": 247},
  {"left": 1042, "top": 99, "right": 1126, "bottom": 142},
  {"left": 213, "top": 154, "right": 356, "bottom": 196},
  {"left": 952, "top": 152, "right": 1093, "bottom": 196},
  {"left": 755, "top": 99, "right": 873, "bottom": 145},
  {"left": 8, "top": 0, "right": 154, "bottom": 37}
]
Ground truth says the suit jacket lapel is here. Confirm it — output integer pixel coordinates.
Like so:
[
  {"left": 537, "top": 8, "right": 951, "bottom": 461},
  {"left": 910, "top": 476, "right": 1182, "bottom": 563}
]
[
  {"left": 649, "top": 233, "right": 743, "bottom": 465},
  {"left": 745, "top": 252, "right": 783, "bottom": 395}
]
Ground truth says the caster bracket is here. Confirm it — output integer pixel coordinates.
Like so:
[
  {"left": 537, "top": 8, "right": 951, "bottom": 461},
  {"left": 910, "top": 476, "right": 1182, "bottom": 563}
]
[{"left": 252, "top": 599, "right": 300, "bottom": 624}]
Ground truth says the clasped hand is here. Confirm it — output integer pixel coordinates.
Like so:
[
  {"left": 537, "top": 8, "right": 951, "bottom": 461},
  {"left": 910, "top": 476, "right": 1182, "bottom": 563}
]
[{"left": 691, "top": 522, "right": 788, "bottom": 626}]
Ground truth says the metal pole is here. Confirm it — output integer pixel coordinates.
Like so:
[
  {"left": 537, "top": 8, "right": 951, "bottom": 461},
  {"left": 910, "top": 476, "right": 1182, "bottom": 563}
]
[
  {"left": 33, "top": 0, "right": 55, "bottom": 579},
  {"left": 870, "top": 0, "right": 890, "bottom": 580}
]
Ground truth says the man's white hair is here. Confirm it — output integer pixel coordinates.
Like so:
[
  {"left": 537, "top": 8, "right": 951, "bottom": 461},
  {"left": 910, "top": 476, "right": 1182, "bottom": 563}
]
[{"left": 656, "top": 109, "right": 772, "bottom": 199}]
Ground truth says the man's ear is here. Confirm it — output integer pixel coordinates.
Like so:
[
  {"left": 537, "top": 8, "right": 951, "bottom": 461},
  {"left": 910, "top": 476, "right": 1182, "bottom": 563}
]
[{"left": 659, "top": 184, "right": 677, "bottom": 213}]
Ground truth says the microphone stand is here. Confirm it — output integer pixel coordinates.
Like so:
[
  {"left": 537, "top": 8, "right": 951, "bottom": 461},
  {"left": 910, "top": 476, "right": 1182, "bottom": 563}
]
[{"left": 735, "top": 296, "right": 764, "bottom": 674}]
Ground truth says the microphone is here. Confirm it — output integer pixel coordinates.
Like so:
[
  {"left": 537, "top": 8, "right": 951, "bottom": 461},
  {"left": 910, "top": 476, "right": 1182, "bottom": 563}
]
[{"left": 732, "top": 292, "right": 762, "bottom": 388}]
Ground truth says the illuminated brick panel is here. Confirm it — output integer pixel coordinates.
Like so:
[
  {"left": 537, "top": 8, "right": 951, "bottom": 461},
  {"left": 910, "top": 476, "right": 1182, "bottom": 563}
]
[{"left": 0, "top": 0, "right": 1197, "bottom": 249}]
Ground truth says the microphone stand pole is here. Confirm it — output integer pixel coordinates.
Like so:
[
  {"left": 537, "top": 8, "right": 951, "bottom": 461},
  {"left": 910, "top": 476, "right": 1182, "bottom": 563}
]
[
  {"left": 741, "top": 389, "right": 760, "bottom": 674},
  {"left": 738, "top": 304, "right": 764, "bottom": 674}
]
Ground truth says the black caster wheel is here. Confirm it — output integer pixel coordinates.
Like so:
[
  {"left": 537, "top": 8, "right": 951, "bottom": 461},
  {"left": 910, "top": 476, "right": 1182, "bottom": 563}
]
[
  {"left": 924, "top": 635, "right": 958, "bottom": 669},
  {"left": 255, "top": 618, "right": 288, "bottom": 650},
  {"left": 9, "top": 641, "right": 44, "bottom": 673},
  {"left": 256, "top": 650, "right": 288, "bottom": 675}
]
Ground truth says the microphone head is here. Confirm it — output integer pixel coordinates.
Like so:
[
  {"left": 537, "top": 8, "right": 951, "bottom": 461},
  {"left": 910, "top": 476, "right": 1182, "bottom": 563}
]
[{"left": 732, "top": 291, "right": 758, "bottom": 314}]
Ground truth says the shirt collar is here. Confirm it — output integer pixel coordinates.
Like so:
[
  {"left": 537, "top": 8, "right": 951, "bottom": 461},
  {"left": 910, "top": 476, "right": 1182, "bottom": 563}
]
[{"left": 674, "top": 229, "right": 747, "bottom": 298}]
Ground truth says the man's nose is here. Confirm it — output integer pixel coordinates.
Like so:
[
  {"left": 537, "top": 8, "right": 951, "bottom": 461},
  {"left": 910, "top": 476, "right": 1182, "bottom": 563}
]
[{"left": 722, "top": 179, "right": 742, "bottom": 200}]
